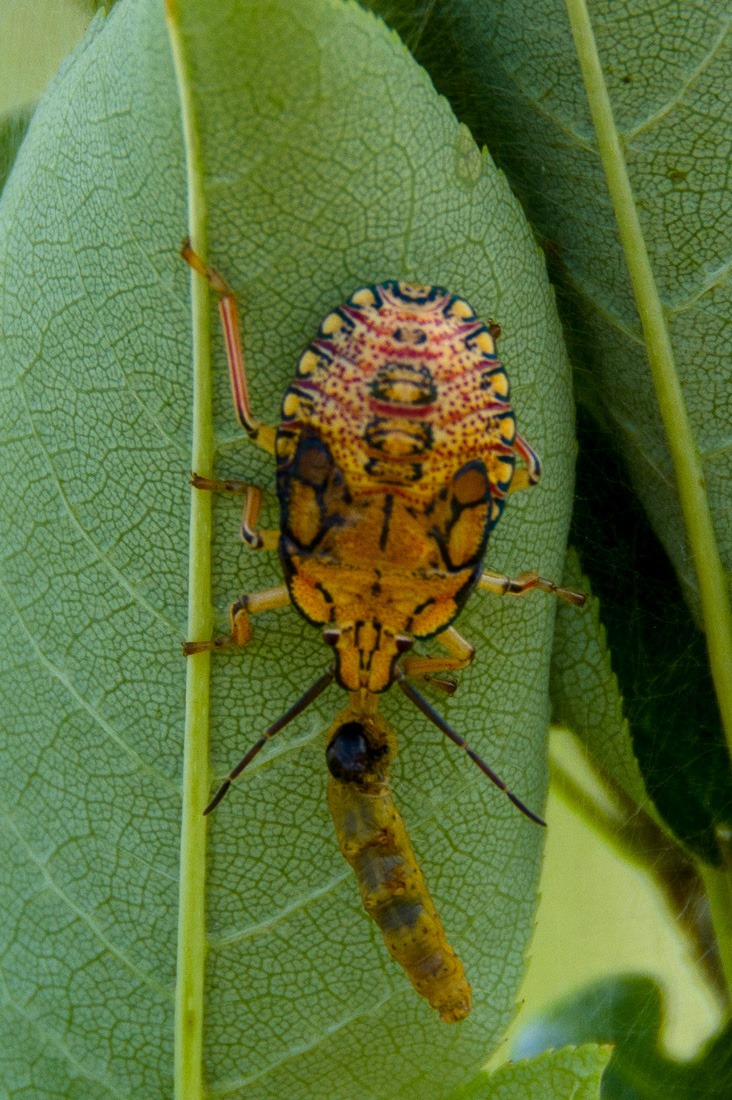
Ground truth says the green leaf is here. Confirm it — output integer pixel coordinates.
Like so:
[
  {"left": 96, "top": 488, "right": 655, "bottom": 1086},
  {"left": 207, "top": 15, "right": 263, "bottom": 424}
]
[
  {"left": 0, "top": 0, "right": 579, "bottom": 1093},
  {"left": 363, "top": 0, "right": 732, "bottom": 860},
  {"left": 170, "top": 0, "right": 579, "bottom": 1090},
  {"left": 452, "top": 1044, "right": 610, "bottom": 1100},
  {"left": 551, "top": 416, "right": 732, "bottom": 863},
  {"left": 515, "top": 975, "right": 732, "bottom": 1099},
  {"left": 0, "top": 105, "right": 33, "bottom": 196}
]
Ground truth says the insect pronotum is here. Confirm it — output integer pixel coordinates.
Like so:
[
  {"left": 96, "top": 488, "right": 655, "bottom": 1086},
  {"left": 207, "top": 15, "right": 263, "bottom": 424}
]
[{"left": 181, "top": 240, "right": 585, "bottom": 1022}]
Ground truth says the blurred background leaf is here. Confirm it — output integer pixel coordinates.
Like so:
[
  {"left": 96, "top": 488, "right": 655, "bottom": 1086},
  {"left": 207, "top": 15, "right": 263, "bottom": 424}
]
[
  {"left": 0, "top": 104, "right": 33, "bottom": 193},
  {"left": 515, "top": 974, "right": 732, "bottom": 1099},
  {"left": 0, "top": 0, "right": 93, "bottom": 116}
]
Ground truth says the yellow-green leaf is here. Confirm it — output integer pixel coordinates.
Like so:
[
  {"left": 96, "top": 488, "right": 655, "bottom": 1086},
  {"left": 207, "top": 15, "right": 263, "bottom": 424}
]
[{"left": 452, "top": 1045, "right": 610, "bottom": 1100}]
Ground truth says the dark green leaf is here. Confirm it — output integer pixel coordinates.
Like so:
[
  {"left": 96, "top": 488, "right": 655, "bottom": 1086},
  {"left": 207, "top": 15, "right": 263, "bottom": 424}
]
[
  {"left": 553, "top": 413, "right": 732, "bottom": 863},
  {"left": 514, "top": 974, "right": 732, "bottom": 1099},
  {"left": 0, "top": 105, "right": 33, "bottom": 196},
  {"left": 363, "top": 0, "right": 732, "bottom": 863}
]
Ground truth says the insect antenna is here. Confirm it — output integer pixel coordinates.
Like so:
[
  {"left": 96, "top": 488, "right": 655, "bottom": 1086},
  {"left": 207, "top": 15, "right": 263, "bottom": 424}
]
[
  {"left": 396, "top": 671, "right": 546, "bottom": 826},
  {"left": 204, "top": 668, "right": 335, "bottom": 815}
]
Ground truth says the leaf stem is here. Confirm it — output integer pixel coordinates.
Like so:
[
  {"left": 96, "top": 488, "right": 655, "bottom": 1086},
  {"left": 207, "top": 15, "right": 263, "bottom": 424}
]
[
  {"left": 166, "top": 3, "right": 212, "bottom": 1097},
  {"left": 699, "top": 830, "right": 732, "bottom": 1002},
  {"left": 564, "top": 0, "right": 732, "bottom": 766},
  {"left": 550, "top": 736, "right": 729, "bottom": 1007}
]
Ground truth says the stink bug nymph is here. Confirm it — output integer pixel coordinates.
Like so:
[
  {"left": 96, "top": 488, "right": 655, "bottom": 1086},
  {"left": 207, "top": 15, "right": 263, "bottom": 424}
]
[{"left": 181, "top": 241, "right": 585, "bottom": 1022}]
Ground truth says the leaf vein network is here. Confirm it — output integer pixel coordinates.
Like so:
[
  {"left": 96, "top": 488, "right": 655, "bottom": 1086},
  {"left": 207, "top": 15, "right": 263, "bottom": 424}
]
[
  {"left": 3, "top": 814, "right": 174, "bottom": 1001},
  {"left": 17, "top": 382, "right": 180, "bottom": 635},
  {"left": 0, "top": 572, "right": 179, "bottom": 791},
  {"left": 625, "top": 17, "right": 731, "bottom": 142},
  {"left": 207, "top": 989, "right": 395, "bottom": 1096},
  {"left": 0, "top": 1000, "right": 129, "bottom": 1099}
]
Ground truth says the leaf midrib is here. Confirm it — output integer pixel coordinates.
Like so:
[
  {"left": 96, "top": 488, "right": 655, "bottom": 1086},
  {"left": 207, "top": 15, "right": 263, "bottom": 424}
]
[
  {"left": 564, "top": 0, "right": 732, "bottom": 762},
  {"left": 166, "top": 4, "right": 213, "bottom": 1099}
]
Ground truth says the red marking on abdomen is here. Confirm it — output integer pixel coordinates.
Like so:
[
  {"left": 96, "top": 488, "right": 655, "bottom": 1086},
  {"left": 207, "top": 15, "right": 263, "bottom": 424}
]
[
  {"left": 373, "top": 341, "right": 444, "bottom": 362},
  {"left": 444, "top": 400, "right": 510, "bottom": 423},
  {"left": 292, "top": 378, "right": 324, "bottom": 392},
  {"left": 368, "top": 399, "right": 435, "bottom": 419}
]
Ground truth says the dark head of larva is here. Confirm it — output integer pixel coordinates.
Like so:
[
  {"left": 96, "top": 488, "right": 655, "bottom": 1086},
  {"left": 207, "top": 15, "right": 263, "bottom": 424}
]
[{"left": 326, "top": 721, "right": 384, "bottom": 783}]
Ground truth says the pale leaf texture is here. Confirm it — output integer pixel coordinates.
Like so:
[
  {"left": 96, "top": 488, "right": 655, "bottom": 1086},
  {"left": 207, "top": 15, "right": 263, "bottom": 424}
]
[
  {"left": 454, "top": 1044, "right": 610, "bottom": 1100},
  {"left": 0, "top": 0, "right": 578, "bottom": 1094}
]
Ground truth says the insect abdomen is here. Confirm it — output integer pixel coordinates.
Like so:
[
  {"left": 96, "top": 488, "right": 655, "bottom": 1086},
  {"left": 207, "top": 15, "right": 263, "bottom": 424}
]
[{"left": 326, "top": 712, "right": 472, "bottom": 1022}]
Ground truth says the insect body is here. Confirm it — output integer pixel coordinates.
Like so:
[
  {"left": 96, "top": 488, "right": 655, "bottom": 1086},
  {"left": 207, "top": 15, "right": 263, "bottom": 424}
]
[
  {"left": 276, "top": 280, "right": 532, "bottom": 695},
  {"left": 181, "top": 242, "right": 585, "bottom": 1021}
]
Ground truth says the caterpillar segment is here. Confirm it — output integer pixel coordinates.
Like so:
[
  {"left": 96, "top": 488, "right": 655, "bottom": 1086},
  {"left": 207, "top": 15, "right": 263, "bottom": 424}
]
[
  {"left": 325, "top": 705, "right": 472, "bottom": 1023},
  {"left": 181, "top": 247, "right": 587, "bottom": 1019}
]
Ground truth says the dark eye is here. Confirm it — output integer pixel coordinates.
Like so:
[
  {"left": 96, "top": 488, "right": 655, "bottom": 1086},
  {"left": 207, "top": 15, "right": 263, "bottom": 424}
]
[
  {"left": 452, "top": 460, "right": 490, "bottom": 505},
  {"left": 294, "top": 435, "right": 333, "bottom": 488},
  {"left": 326, "top": 721, "right": 370, "bottom": 781}
]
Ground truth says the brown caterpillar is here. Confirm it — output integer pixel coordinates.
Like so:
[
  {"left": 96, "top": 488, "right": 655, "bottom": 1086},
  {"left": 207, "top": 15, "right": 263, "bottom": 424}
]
[{"left": 325, "top": 704, "right": 472, "bottom": 1023}]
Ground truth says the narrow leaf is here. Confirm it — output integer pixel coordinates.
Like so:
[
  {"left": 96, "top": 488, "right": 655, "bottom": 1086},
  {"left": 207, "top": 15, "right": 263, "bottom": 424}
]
[
  {"left": 552, "top": 417, "right": 732, "bottom": 863},
  {"left": 0, "top": 0, "right": 579, "bottom": 1094}
]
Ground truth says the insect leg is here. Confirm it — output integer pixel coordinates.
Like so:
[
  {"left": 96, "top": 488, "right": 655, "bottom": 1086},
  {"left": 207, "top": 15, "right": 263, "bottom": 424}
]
[
  {"left": 183, "top": 584, "right": 290, "bottom": 655},
  {"left": 479, "top": 570, "right": 586, "bottom": 607},
  {"left": 204, "top": 667, "right": 335, "bottom": 814},
  {"left": 507, "top": 430, "right": 542, "bottom": 493},
  {"left": 181, "top": 238, "right": 276, "bottom": 455},
  {"left": 401, "top": 626, "right": 475, "bottom": 683},
  {"left": 190, "top": 474, "right": 279, "bottom": 550},
  {"left": 396, "top": 671, "right": 546, "bottom": 826}
]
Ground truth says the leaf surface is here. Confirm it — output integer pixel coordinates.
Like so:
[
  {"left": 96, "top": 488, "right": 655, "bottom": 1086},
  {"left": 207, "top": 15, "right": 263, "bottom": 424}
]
[
  {"left": 453, "top": 1044, "right": 609, "bottom": 1100},
  {"left": 0, "top": 0, "right": 577, "bottom": 1094}
]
